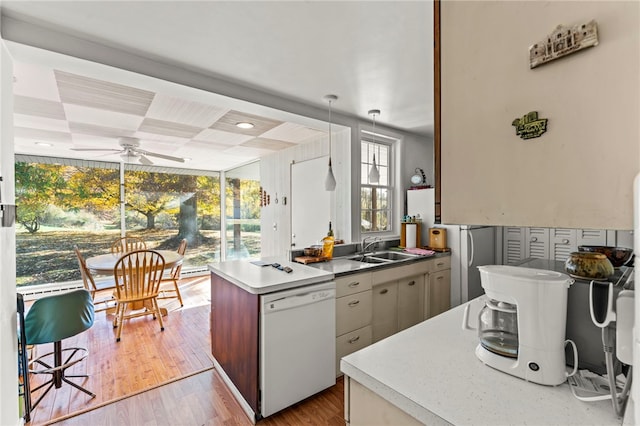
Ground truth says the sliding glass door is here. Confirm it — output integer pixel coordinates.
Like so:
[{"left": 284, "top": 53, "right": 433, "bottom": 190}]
[{"left": 15, "top": 157, "right": 222, "bottom": 287}]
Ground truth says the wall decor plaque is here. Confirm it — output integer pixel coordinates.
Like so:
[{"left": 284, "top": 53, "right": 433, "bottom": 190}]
[
  {"left": 512, "top": 111, "right": 548, "bottom": 140},
  {"left": 529, "top": 20, "right": 599, "bottom": 69}
]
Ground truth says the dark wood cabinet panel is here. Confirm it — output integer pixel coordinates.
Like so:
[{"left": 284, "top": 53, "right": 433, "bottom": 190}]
[{"left": 210, "top": 273, "right": 260, "bottom": 414}]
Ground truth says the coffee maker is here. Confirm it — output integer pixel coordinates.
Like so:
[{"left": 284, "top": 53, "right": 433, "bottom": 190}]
[{"left": 475, "top": 265, "right": 574, "bottom": 386}]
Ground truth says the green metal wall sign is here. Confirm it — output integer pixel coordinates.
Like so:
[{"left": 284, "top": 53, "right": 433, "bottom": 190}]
[{"left": 512, "top": 111, "right": 548, "bottom": 139}]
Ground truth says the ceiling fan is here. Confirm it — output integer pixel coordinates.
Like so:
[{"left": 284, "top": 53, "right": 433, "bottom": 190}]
[{"left": 70, "top": 137, "right": 185, "bottom": 165}]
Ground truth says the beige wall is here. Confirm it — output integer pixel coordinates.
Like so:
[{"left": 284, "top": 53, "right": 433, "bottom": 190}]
[{"left": 441, "top": 1, "right": 639, "bottom": 230}]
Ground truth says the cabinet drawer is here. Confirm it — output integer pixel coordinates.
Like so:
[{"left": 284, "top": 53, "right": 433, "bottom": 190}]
[
  {"left": 336, "top": 325, "right": 372, "bottom": 375},
  {"left": 336, "top": 290, "right": 372, "bottom": 336},
  {"left": 430, "top": 256, "right": 451, "bottom": 273},
  {"left": 335, "top": 273, "right": 372, "bottom": 298}
]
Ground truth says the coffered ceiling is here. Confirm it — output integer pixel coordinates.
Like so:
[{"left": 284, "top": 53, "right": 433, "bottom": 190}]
[{"left": 1, "top": 1, "right": 434, "bottom": 172}]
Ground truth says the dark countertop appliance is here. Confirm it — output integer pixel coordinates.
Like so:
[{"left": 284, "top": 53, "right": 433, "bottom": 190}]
[{"left": 515, "top": 258, "right": 633, "bottom": 375}]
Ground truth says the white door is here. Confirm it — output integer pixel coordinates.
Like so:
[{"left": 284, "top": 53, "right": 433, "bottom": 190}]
[{"left": 291, "top": 156, "right": 331, "bottom": 250}]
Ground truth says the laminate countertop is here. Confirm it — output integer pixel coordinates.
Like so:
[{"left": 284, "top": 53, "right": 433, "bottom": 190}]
[
  {"left": 341, "top": 296, "right": 620, "bottom": 425},
  {"left": 209, "top": 257, "right": 334, "bottom": 294}
]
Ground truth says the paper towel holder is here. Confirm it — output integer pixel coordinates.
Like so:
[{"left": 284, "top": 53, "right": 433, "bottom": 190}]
[{"left": 400, "top": 221, "right": 421, "bottom": 248}]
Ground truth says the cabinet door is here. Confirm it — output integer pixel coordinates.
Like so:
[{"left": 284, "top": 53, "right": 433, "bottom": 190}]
[
  {"left": 525, "top": 227, "right": 550, "bottom": 259},
  {"left": 372, "top": 282, "right": 398, "bottom": 343},
  {"left": 503, "top": 227, "right": 525, "bottom": 265},
  {"left": 398, "top": 275, "right": 424, "bottom": 330},
  {"left": 336, "top": 326, "right": 372, "bottom": 377},
  {"left": 576, "top": 229, "right": 608, "bottom": 247},
  {"left": 550, "top": 228, "right": 577, "bottom": 261},
  {"left": 425, "top": 269, "right": 451, "bottom": 319}
]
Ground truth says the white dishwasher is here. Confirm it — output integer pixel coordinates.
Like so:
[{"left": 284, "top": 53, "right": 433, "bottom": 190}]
[{"left": 260, "top": 280, "right": 336, "bottom": 418}]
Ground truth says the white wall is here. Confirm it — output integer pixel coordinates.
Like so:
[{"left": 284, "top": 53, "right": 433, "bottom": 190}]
[
  {"left": 0, "top": 37, "right": 19, "bottom": 425},
  {"left": 260, "top": 128, "right": 350, "bottom": 257},
  {"left": 441, "top": 1, "right": 639, "bottom": 230},
  {"left": 260, "top": 123, "right": 434, "bottom": 257}
]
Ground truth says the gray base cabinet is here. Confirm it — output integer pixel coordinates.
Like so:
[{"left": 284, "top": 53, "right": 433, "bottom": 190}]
[{"left": 336, "top": 256, "right": 451, "bottom": 375}]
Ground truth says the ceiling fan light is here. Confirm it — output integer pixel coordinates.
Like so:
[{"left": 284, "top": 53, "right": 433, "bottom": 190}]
[{"left": 120, "top": 151, "right": 139, "bottom": 162}]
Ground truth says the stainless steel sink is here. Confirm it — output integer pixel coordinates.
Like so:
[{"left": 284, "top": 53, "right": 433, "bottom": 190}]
[
  {"left": 348, "top": 250, "right": 419, "bottom": 264},
  {"left": 368, "top": 251, "right": 416, "bottom": 261},
  {"left": 348, "top": 255, "right": 391, "bottom": 264}
]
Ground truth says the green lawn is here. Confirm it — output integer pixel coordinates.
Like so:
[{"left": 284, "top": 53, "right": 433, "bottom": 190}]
[{"left": 15, "top": 229, "right": 243, "bottom": 286}]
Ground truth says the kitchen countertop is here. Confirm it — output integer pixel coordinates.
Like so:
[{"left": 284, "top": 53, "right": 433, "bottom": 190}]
[
  {"left": 209, "top": 251, "right": 451, "bottom": 294},
  {"left": 341, "top": 297, "right": 619, "bottom": 425},
  {"left": 209, "top": 257, "right": 334, "bottom": 294},
  {"left": 309, "top": 252, "right": 451, "bottom": 276}
]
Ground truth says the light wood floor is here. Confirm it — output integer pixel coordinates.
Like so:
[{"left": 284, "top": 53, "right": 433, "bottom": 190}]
[
  {"left": 55, "top": 370, "right": 345, "bottom": 426},
  {"left": 26, "top": 275, "right": 345, "bottom": 425}
]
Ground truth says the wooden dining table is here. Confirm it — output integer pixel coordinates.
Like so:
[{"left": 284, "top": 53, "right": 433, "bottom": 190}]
[
  {"left": 85, "top": 249, "right": 183, "bottom": 275},
  {"left": 85, "top": 249, "right": 184, "bottom": 316}
]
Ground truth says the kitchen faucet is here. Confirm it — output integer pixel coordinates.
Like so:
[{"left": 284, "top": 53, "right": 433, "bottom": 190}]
[{"left": 360, "top": 236, "right": 381, "bottom": 256}]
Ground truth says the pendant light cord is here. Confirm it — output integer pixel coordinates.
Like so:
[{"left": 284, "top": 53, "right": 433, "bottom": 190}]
[{"left": 329, "top": 99, "right": 332, "bottom": 162}]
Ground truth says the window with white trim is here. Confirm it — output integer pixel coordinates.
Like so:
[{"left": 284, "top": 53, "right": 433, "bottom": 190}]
[{"left": 361, "top": 133, "right": 394, "bottom": 233}]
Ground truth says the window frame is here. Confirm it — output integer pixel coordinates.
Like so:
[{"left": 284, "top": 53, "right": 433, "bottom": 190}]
[{"left": 360, "top": 130, "right": 397, "bottom": 238}]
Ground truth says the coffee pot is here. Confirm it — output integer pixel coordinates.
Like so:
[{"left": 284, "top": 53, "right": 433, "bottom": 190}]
[{"left": 473, "top": 265, "right": 576, "bottom": 386}]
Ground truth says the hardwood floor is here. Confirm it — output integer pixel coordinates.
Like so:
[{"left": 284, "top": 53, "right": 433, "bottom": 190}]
[
  {"left": 26, "top": 275, "right": 345, "bottom": 425},
  {"left": 55, "top": 370, "right": 345, "bottom": 426}
]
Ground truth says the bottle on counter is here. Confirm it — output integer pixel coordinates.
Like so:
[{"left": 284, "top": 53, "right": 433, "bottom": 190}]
[{"left": 322, "top": 222, "right": 335, "bottom": 258}]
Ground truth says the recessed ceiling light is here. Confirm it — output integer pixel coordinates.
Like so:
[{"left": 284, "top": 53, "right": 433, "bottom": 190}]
[
  {"left": 35, "top": 142, "right": 52, "bottom": 147},
  {"left": 236, "top": 122, "right": 255, "bottom": 129}
]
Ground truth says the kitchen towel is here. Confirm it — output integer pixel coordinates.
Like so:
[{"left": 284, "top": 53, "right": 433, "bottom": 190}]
[
  {"left": 405, "top": 223, "right": 417, "bottom": 249},
  {"left": 404, "top": 247, "right": 436, "bottom": 256}
]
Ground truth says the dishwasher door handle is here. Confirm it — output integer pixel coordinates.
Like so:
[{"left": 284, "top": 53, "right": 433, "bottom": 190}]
[{"left": 264, "top": 289, "right": 336, "bottom": 313}]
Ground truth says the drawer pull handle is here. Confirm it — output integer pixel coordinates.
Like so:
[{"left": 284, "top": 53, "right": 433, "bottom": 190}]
[
  {"left": 563, "top": 239, "right": 569, "bottom": 244},
  {"left": 531, "top": 237, "right": 538, "bottom": 242},
  {"left": 437, "top": 276, "right": 443, "bottom": 280},
  {"left": 348, "top": 336, "right": 360, "bottom": 344},
  {"left": 408, "top": 281, "right": 415, "bottom": 286},
  {"left": 348, "top": 282, "right": 360, "bottom": 288},
  {"left": 436, "top": 262, "right": 444, "bottom": 267},
  {"left": 348, "top": 300, "right": 360, "bottom": 307},
  {"left": 380, "top": 289, "right": 389, "bottom": 295}
]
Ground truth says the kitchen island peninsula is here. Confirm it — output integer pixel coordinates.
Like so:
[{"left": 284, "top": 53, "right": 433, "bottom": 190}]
[{"left": 209, "top": 258, "right": 335, "bottom": 422}]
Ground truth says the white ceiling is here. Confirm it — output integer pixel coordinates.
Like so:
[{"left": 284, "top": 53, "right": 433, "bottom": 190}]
[{"left": 1, "top": 1, "right": 434, "bottom": 171}]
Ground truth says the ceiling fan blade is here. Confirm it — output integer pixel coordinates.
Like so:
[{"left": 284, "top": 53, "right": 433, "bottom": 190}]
[
  {"left": 139, "top": 150, "right": 185, "bottom": 163},
  {"left": 138, "top": 154, "right": 154, "bottom": 165},
  {"left": 70, "top": 148, "right": 123, "bottom": 152}
]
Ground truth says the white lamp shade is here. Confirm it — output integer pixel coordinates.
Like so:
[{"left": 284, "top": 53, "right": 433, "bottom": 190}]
[
  {"left": 325, "top": 164, "right": 336, "bottom": 191},
  {"left": 369, "top": 155, "right": 380, "bottom": 183}
]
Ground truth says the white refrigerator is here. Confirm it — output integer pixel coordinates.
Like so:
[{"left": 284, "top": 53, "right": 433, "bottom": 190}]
[
  {"left": 405, "top": 189, "right": 499, "bottom": 307},
  {"left": 440, "top": 224, "right": 498, "bottom": 307}
]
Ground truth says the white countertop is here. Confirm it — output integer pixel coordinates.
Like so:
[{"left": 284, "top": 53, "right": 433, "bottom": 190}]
[
  {"left": 208, "top": 257, "right": 334, "bottom": 294},
  {"left": 341, "top": 297, "right": 620, "bottom": 426}
]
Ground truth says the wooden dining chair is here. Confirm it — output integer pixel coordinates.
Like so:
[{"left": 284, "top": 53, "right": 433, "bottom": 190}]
[
  {"left": 158, "top": 238, "right": 187, "bottom": 307},
  {"left": 110, "top": 236, "right": 146, "bottom": 254},
  {"left": 112, "top": 249, "right": 165, "bottom": 342},
  {"left": 74, "top": 246, "right": 117, "bottom": 312}
]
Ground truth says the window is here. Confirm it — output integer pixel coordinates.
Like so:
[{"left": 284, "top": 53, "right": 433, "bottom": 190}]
[
  {"left": 14, "top": 156, "right": 221, "bottom": 287},
  {"left": 224, "top": 162, "right": 261, "bottom": 260},
  {"left": 361, "top": 134, "right": 394, "bottom": 233}
]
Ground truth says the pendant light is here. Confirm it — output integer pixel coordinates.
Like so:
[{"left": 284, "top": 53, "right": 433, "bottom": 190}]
[
  {"left": 368, "top": 109, "right": 381, "bottom": 184},
  {"left": 324, "top": 94, "right": 338, "bottom": 191}
]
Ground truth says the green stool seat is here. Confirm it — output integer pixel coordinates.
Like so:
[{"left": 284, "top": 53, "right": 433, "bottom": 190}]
[{"left": 25, "top": 289, "right": 96, "bottom": 409}]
